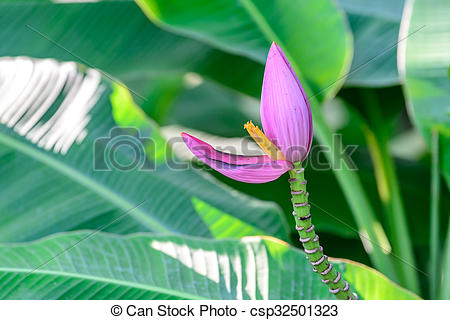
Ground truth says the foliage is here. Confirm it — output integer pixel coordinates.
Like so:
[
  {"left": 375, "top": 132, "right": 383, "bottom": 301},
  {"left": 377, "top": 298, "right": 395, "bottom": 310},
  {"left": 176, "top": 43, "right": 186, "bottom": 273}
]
[
  {"left": 0, "top": 232, "right": 419, "bottom": 300},
  {"left": 0, "top": 0, "right": 448, "bottom": 299}
]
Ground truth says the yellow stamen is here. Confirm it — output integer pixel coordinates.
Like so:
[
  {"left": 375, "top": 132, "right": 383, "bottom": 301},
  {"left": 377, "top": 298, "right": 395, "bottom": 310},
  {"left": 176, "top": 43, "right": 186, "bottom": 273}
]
[{"left": 244, "top": 121, "right": 286, "bottom": 161}]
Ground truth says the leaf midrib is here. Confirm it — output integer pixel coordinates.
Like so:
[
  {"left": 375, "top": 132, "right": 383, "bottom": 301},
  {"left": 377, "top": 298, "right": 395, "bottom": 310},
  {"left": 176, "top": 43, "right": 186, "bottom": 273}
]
[
  {"left": 0, "top": 267, "right": 207, "bottom": 300},
  {"left": 0, "top": 132, "right": 169, "bottom": 233}
]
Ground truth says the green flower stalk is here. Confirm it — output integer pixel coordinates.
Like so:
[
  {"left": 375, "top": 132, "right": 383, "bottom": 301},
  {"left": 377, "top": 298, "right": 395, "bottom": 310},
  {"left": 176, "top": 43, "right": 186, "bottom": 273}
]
[
  {"left": 289, "top": 163, "right": 356, "bottom": 299},
  {"left": 182, "top": 43, "right": 357, "bottom": 299}
]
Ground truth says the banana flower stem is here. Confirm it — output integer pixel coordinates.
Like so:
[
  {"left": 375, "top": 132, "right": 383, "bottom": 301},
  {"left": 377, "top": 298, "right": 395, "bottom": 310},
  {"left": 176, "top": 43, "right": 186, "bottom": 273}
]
[{"left": 289, "top": 162, "right": 357, "bottom": 300}]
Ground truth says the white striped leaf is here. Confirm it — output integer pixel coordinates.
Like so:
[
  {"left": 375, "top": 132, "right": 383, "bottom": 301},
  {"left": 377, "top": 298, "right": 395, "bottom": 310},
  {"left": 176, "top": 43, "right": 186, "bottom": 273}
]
[
  {"left": 398, "top": 0, "right": 450, "bottom": 186},
  {"left": 0, "top": 232, "right": 420, "bottom": 299},
  {"left": 0, "top": 57, "right": 288, "bottom": 242}
]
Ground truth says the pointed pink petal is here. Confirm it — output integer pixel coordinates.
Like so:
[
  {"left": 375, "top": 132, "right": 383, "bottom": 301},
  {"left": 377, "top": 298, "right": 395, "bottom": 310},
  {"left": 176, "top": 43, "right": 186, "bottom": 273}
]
[
  {"left": 260, "top": 42, "right": 313, "bottom": 163},
  {"left": 182, "top": 132, "right": 292, "bottom": 183}
]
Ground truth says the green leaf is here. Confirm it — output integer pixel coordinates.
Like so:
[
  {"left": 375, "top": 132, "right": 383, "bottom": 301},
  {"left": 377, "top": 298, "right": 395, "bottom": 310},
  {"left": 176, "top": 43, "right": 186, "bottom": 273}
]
[
  {"left": 0, "top": 57, "right": 288, "bottom": 242},
  {"left": 167, "top": 80, "right": 260, "bottom": 137},
  {"left": 0, "top": 232, "right": 420, "bottom": 299},
  {"left": 136, "top": 0, "right": 352, "bottom": 100},
  {"left": 337, "top": 0, "right": 404, "bottom": 86},
  {"left": 442, "top": 217, "right": 450, "bottom": 299},
  {"left": 0, "top": 0, "right": 263, "bottom": 99},
  {"left": 138, "top": 75, "right": 184, "bottom": 123},
  {"left": 340, "top": 259, "right": 420, "bottom": 300},
  {"left": 335, "top": 90, "right": 420, "bottom": 293},
  {"left": 398, "top": 0, "right": 450, "bottom": 186}
]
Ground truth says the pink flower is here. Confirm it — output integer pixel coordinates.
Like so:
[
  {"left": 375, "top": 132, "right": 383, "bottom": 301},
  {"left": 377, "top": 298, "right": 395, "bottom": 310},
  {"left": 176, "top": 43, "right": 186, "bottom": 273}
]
[{"left": 182, "top": 43, "right": 313, "bottom": 183}]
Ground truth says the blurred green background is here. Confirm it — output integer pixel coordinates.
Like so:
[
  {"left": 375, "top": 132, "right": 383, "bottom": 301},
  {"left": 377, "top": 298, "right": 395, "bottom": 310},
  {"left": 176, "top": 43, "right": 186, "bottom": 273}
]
[{"left": 0, "top": 0, "right": 448, "bottom": 300}]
